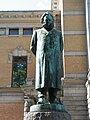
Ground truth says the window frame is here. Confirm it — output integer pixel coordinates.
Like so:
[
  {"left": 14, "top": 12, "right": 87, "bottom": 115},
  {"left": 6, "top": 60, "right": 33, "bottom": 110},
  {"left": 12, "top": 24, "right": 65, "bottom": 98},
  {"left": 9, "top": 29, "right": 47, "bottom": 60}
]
[
  {"left": 0, "top": 28, "right": 6, "bottom": 36},
  {"left": 9, "top": 28, "right": 19, "bottom": 36},
  {"left": 23, "top": 28, "right": 33, "bottom": 35}
]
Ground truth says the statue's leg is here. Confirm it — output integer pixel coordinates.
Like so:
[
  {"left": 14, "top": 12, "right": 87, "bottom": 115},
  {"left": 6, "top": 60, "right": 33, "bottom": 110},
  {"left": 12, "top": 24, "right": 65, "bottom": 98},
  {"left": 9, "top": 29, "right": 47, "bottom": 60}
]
[
  {"left": 48, "top": 88, "right": 57, "bottom": 103},
  {"left": 37, "top": 88, "right": 47, "bottom": 104}
]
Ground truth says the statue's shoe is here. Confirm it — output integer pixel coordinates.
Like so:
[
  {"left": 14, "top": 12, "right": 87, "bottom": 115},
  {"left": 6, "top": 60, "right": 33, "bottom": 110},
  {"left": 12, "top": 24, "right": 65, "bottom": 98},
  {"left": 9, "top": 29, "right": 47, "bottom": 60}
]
[{"left": 37, "top": 97, "right": 45, "bottom": 104}]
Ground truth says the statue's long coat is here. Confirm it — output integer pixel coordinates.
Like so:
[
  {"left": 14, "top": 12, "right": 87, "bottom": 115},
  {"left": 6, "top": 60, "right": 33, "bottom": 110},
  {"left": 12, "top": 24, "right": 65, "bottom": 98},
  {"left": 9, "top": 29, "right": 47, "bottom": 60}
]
[{"left": 30, "top": 28, "right": 63, "bottom": 91}]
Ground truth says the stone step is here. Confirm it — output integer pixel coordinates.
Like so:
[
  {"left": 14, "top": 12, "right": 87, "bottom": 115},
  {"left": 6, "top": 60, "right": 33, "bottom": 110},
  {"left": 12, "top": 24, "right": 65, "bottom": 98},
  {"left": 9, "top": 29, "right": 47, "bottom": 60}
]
[
  {"left": 63, "top": 96, "right": 87, "bottom": 101},
  {"left": 71, "top": 115, "right": 89, "bottom": 120},
  {"left": 64, "top": 87, "right": 86, "bottom": 90},
  {"left": 62, "top": 84, "right": 88, "bottom": 120},
  {"left": 63, "top": 85, "right": 85, "bottom": 88},
  {"left": 63, "top": 100, "right": 87, "bottom": 106},
  {"left": 64, "top": 93, "right": 87, "bottom": 97},
  {"left": 64, "top": 89, "right": 86, "bottom": 94},
  {"left": 65, "top": 105, "right": 88, "bottom": 111},
  {"left": 69, "top": 110, "right": 88, "bottom": 116},
  {"left": 64, "top": 82, "right": 85, "bottom": 86}
]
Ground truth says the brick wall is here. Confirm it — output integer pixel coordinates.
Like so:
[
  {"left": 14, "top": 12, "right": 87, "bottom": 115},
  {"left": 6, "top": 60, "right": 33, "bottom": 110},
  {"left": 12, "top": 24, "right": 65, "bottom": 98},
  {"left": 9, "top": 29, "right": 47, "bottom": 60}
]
[
  {"left": 63, "top": 0, "right": 85, "bottom": 11},
  {"left": 64, "top": 15, "right": 85, "bottom": 30},
  {"left": 64, "top": 35, "right": 86, "bottom": 52},
  {"left": 0, "top": 36, "right": 32, "bottom": 87},
  {"left": 65, "top": 56, "right": 87, "bottom": 74},
  {"left": 0, "top": 103, "right": 24, "bottom": 120},
  {"left": 0, "top": 88, "right": 24, "bottom": 120}
]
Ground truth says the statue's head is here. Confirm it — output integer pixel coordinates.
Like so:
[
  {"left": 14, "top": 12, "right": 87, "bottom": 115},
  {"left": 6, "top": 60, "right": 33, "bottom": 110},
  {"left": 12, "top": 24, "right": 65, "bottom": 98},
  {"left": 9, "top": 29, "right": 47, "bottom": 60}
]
[{"left": 40, "top": 12, "right": 54, "bottom": 31}]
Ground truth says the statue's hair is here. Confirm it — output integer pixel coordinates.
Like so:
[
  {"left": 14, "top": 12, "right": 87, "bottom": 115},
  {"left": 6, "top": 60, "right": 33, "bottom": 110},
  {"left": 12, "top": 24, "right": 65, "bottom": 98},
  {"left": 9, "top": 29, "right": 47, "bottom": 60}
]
[{"left": 40, "top": 12, "right": 54, "bottom": 23}]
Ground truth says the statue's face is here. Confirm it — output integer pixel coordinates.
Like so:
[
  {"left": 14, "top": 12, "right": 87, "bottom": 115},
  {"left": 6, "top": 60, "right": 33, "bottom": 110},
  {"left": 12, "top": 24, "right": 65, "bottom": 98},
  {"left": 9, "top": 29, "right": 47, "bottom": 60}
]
[
  {"left": 42, "top": 14, "right": 54, "bottom": 30},
  {"left": 43, "top": 14, "right": 54, "bottom": 26}
]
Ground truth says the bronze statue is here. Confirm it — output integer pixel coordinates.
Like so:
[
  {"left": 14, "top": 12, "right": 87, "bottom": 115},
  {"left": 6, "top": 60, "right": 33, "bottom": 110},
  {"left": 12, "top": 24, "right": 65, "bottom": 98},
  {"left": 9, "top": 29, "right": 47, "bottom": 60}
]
[{"left": 30, "top": 12, "right": 63, "bottom": 104}]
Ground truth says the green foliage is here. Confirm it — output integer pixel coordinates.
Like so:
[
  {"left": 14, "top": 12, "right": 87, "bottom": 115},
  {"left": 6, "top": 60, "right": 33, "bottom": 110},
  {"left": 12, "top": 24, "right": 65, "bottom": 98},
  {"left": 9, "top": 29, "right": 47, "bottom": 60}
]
[{"left": 12, "top": 57, "right": 27, "bottom": 87}]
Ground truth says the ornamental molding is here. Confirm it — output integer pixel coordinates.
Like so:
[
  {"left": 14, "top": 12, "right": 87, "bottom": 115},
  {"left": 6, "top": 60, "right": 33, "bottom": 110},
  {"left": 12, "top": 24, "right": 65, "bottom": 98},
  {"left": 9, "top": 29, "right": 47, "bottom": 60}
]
[
  {"left": 0, "top": 23, "right": 42, "bottom": 28},
  {"left": 0, "top": 12, "right": 42, "bottom": 19},
  {"left": 8, "top": 45, "right": 31, "bottom": 63},
  {"left": 0, "top": 11, "right": 60, "bottom": 20}
]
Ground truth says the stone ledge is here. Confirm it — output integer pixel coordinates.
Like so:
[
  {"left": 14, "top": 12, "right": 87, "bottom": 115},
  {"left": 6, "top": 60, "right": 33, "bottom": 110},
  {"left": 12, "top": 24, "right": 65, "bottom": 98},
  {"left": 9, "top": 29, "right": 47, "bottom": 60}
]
[{"left": 0, "top": 88, "right": 24, "bottom": 102}]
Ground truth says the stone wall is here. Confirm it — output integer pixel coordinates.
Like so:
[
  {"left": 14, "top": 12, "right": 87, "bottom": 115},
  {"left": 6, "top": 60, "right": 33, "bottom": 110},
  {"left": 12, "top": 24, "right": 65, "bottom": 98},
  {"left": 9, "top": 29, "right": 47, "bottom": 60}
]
[{"left": 0, "top": 88, "right": 24, "bottom": 120}]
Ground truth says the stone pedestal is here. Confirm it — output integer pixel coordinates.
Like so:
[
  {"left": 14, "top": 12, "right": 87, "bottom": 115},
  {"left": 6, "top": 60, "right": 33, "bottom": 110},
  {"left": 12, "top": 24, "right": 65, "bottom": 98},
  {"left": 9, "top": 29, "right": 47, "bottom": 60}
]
[
  {"left": 26, "top": 103, "right": 71, "bottom": 120},
  {"left": 27, "top": 111, "right": 71, "bottom": 120}
]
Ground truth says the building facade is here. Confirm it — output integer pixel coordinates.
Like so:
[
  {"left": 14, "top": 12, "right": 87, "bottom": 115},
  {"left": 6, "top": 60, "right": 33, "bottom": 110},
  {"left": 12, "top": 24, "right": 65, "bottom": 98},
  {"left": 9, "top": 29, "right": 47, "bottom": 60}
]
[
  {"left": 60, "top": 0, "right": 90, "bottom": 119},
  {"left": 0, "top": 10, "right": 61, "bottom": 120},
  {"left": 85, "top": 0, "right": 90, "bottom": 118},
  {"left": 0, "top": 0, "right": 90, "bottom": 119}
]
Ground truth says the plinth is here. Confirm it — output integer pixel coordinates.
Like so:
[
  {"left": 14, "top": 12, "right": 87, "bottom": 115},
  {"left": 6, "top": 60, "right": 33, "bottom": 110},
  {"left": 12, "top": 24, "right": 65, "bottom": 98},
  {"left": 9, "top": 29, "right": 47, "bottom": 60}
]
[{"left": 26, "top": 103, "right": 71, "bottom": 120}]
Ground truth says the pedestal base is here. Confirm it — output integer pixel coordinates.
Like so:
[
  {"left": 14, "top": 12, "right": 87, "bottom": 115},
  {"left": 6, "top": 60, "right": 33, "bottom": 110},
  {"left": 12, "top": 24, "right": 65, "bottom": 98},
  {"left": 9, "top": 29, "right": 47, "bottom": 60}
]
[
  {"left": 26, "top": 103, "right": 71, "bottom": 120},
  {"left": 30, "top": 103, "right": 67, "bottom": 112},
  {"left": 27, "top": 111, "right": 71, "bottom": 120}
]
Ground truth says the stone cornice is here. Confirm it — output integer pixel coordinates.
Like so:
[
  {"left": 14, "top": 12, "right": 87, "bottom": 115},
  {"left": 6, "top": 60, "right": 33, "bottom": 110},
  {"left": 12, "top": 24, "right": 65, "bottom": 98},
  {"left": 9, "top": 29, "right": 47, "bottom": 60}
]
[
  {"left": 0, "top": 10, "right": 60, "bottom": 19},
  {"left": 0, "top": 14, "right": 41, "bottom": 19},
  {"left": 0, "top": 11, "right": 42, "bottom": 19}
]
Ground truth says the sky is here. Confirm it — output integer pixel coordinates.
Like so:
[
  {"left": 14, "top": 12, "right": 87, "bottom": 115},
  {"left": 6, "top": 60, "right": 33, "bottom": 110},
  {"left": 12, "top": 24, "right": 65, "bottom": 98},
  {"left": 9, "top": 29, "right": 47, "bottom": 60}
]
[{"left": 0, "top": 0, "right": 51, "bottom": 11}]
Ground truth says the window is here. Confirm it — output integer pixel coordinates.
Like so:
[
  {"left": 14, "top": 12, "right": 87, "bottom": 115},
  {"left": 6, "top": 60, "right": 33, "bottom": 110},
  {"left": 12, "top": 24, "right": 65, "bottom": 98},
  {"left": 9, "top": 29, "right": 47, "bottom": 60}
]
[
  {"left": 9, "top": 28, "right": 19, "bottom": 35},
  {"left": 12, "top": 56, "right": 27, "bottom": 87},
  {"left": 23, "top": 28, "right": 33, "bottom": 35},
  {"left": 54, "top": 2, "right": 57, "bottom": 5},
  {"left": 0, "top": 28, "right": 6, "bottom": 36},
  {"left": 54, "top": 6, "right": 57, "bottom": 9}
]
